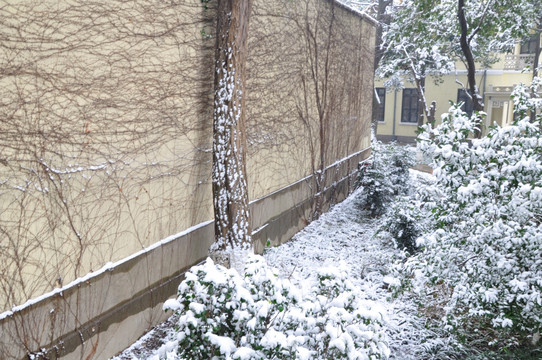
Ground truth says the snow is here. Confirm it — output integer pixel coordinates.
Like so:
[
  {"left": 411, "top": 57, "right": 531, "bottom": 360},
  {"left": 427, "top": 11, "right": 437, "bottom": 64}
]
[
  {"left": 206, "top": 333, "right": 236, "bottom": 356},
  {"left": 232, "top": 347, "right": 255, "bottom": 360},
  {"left": 111, "top": 169, "right": 463, "bottom": 360},
  {"left": 162, "top": 299, "right": 181, "bottom": 312},
  {"left": 260, "top": 329, "right": 287, "bottom": 349}
]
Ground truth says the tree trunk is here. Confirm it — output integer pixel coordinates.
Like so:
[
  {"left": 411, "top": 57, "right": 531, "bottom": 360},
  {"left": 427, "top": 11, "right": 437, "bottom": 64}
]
[
  {"left": 428, "top": 100, "right": 437, "bottom": 127},
  {"left": 458, "top": 0, "right": 483, "bottom": 137},
  {"left": 531, "top": 18, "right": 541, "bottom": 122},
  {"left": 371, "top": 90, "right": 381, "bottom": 134},
  {"left": 411, "top": 75, "right": 436, "bottom": 125},
  {"left": 210, "top": 0, "right": 252, "bottom": 273},
  {"left": 415, "top": 77, "right": 426, "bottom": 126},
  {"left": 533, "top": 33, "right": 541, "bottom": 79}
]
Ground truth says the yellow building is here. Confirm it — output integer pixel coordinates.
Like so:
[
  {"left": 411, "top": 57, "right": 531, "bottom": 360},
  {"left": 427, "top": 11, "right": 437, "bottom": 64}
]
[{"left": 375, "top": 35, "right": 540, "bottom": 143}]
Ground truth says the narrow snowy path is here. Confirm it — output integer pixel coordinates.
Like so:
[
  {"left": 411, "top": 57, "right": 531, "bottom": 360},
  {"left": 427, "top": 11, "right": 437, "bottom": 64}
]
[
  {"left": 263, "top": 170, "right": 459, "bottom": 359},
  {"left": 112, "top": 170, "right": 461, "bottom": 359}
]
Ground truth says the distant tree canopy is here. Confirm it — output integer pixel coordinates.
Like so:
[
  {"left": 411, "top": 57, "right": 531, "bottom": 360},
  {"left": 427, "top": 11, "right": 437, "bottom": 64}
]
[{"left": 377, "top": 0, "right": 541, "bottom": 127}]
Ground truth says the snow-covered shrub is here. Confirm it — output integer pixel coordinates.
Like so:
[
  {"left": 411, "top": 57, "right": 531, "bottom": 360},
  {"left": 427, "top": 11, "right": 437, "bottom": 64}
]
[
  {"left": 409, "top": 79, "right": 542, "bottom": 347},
  {"left": 163, "top": 256, "right": 390, "bottom": 359},
  {"left": 379, "top": 172, "right": 440, "bottom": 256},
  {"left": 163, "top": 256, "right": 298, "bottom": 359},
  {"left": 296, "top": 266, "right": 391, "bottom": 359},
  {"left": 356, "top": 163, "right": 393, "bottom": 217},
  {"left": 357, "top": 138, "right": 416, "bottom": 216},
  {"left": 379, "top": 197, "right": 422, "bottom": 255}
]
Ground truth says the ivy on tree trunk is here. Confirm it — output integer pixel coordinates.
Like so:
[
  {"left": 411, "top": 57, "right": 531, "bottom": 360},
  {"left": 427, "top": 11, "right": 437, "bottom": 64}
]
[{"left": 210, "top": 0, "right": 252, "bottom": 272}]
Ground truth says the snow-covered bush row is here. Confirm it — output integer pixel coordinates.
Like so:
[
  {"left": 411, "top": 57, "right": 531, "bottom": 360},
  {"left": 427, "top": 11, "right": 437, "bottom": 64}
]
[
  {"left": 408, "top": 79, "right": 542, "bottom": 347},
  {"left": 356, "top": 137, "right": 416, "bottom": 217},
  {"left": 162, "top": 256, "right": 390, "bottom": 360}
]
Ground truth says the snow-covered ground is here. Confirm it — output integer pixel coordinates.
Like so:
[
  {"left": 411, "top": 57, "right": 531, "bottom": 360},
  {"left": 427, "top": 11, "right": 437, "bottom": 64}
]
[
  {"left": 263, "top": 171, "right": 463, "bottom": 360},
  {"left": 111, "top": 170, "right": 464, "bottom": 360}
]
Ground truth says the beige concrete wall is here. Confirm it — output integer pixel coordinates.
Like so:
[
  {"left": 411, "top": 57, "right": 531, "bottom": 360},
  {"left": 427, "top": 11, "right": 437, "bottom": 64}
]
[
  {"left": 0, "top": 221, "right": 215, "bottom": 360},
  {"left": 247, "top": 0, "right": 375, "bottom": 198},
  {"left": 0, "top": 0, "right": 375, "bottom": 358},
  {"left": 0, "top": 147, "right": 370, "bottom": 360},
  {"left": 0, "top": 0, "right": 216, "bottom": 312}
]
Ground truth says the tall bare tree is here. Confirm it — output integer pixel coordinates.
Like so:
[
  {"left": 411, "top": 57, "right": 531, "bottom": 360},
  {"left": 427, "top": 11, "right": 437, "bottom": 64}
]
[{"left": 210, "top": 0, "right": 253, "bottom": 272}]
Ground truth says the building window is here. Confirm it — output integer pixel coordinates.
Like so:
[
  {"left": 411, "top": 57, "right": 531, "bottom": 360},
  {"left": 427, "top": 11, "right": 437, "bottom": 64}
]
[
  {"left": 375, "top": 87, "right": 386, "bottom": 123},
  {"left": 457, "top": 88, "right": 474, "bottom": 116},
  {"left": 520, "top": 35, "right": 539, "bottom": 54},
  {"left": 401, "top": 88, "right": 419, "bottom": 123}
]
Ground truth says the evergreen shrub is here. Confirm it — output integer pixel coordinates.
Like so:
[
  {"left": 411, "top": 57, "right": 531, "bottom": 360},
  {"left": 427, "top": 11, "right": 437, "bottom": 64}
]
[
  {"left": 403, "top": 79, "right": 542, "bottom": 349},
  {"left": 163, "top": 256, "right": 390, "bottom": 359},
  {"left": 380, "top": 197, "right": 421, "bottom": 255},
  {"left": 357, "top": 139, "right": 416, "bottom": 217}
]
